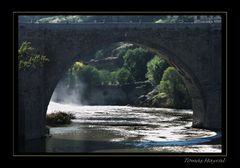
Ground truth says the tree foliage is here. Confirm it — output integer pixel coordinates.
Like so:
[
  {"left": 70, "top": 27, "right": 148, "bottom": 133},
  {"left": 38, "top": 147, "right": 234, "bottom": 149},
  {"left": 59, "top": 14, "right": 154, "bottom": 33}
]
[
  {"left": 98, "top": 69, "right": 112, "bottom": 85},
  {"left": 123, "top": 47, "right": 153, "bottom": 81},
  {"left": 114, "top": 67, "right": 134, "bottom": 85},
  {"left": 72, "top": 61, "right": 85, "bottom": 72},
  {"left": 159, "top": 67, "right": 191, "bottom": 108},
  {"left": 76, "top": 65, "right": 101, "bottom": 87},
  {"left": 18, "top": 41, "right": 49, "bottom": 70},
  {"left": 146, "top": 55, "right": 169, "bottom": 86}
]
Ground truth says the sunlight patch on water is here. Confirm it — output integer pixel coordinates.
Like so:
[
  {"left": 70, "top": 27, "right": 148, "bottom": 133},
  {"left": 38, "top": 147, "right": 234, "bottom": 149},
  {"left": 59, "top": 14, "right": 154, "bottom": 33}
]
[
  {"left": 151, "top": 145, "right": 222, "bottom": 153},
  {"left": 46, "top": 101, "right": 221, "bottom": 153},
  {"left": 50, "top": 126, "right": 80, "bottom": 135}
]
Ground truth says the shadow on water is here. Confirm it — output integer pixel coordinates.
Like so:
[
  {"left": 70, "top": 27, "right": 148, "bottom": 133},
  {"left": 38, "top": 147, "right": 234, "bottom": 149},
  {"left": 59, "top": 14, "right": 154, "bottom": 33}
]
[
  {"left": 17, "top": 132, "right": 221, "bottom": 153},
  {"left": 46, "top": 138, "right": 132, "bottom": 153}
]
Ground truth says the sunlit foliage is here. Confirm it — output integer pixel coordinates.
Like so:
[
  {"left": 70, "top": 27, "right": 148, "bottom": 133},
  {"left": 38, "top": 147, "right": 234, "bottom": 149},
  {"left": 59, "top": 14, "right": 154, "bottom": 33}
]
[
  {"left": 159, "top": 67, "right": 192, "bottom": 108},
  {"left": 146, "top": 55, "right": 169, "bottom": 86},
  {"left": 18, "top": 41, "right": 49, "bottom": 70}
]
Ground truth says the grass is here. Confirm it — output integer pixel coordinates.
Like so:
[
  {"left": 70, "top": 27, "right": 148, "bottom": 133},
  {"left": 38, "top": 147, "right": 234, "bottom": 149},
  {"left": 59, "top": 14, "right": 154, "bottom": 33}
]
[{"left": 46, "top": 111, "right": 76, "bottom": 126}]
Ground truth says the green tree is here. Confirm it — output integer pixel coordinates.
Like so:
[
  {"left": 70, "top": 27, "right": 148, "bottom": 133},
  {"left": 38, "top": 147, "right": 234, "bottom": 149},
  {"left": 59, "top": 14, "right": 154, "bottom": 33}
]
[
  {"left": 115, "top": 67, "right": 134, "bottom": 85},
  {"left": 98, "top": 69, "right": 111, "bottom": 85},
  {"left": 18, "top": 41, "right": 49, "bottom": 70},
  {"left": 123, "top": 47, "right": 153, "bottom": 81},
  {"left": 159, "top": 67, "right": 191, "bottom": 108},
  {"left": 77, "top": 65, "right": 101, "bottom": 87},
  {"left": 110, "top": 71, "right": 118, "bottom": 85},
  {"left": 146, "top": 55, "right": 169, "bottom": 86}
]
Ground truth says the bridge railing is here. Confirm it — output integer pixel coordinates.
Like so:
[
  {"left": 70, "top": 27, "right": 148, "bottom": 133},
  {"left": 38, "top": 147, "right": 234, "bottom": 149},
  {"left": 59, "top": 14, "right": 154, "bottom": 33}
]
[{"left": 19, "top": 22, "right": 221, "bottom": 31}]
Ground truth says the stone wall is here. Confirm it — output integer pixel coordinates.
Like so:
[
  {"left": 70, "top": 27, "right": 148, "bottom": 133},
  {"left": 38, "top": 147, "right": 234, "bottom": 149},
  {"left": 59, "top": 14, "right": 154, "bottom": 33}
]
[{"left": 86, "top": 83, "right": 153, "bottom": 105}]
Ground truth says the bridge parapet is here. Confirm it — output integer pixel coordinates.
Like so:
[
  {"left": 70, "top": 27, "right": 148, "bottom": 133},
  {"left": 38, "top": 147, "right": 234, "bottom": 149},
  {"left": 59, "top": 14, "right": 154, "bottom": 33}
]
[{"left": 19, "top": 23, "right": 221, "bottom": 31}]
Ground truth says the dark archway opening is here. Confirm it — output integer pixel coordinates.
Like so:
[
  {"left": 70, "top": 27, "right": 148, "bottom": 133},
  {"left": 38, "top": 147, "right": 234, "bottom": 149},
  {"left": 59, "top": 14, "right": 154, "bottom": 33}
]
[{"left": 49, "top": 42, "right": 193, "bottom": 108}]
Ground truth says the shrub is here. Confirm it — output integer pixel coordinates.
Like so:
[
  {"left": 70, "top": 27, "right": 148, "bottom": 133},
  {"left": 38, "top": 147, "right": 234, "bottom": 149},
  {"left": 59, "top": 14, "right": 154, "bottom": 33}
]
[{"left": 46, "top": 111, "right": 76, "bottom": 126}]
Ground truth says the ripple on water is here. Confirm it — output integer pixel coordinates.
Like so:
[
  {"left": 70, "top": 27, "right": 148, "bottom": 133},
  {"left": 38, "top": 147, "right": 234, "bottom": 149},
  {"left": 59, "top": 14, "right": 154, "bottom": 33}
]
[{"left": 46, "top": 102, "right": 221, "bottom": 153}]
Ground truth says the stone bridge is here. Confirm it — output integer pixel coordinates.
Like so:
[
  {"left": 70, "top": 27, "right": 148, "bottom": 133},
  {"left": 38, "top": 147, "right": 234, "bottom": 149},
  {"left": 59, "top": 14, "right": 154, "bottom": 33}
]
[{"left": 18, "top": 23, "right": 222, "bottom": 141}]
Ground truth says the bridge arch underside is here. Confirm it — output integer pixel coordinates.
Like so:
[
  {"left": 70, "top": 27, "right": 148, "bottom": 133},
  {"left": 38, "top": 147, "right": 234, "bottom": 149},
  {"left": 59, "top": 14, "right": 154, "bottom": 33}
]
[{"left": 18, "top": 24, "right": 222, "bottom": 141}]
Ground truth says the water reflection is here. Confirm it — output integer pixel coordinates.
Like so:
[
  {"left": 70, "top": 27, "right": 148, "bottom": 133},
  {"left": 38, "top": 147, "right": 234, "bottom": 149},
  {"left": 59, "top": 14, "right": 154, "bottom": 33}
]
[{"left": 43, "top": 102, "right": 221, "bottom": 153}]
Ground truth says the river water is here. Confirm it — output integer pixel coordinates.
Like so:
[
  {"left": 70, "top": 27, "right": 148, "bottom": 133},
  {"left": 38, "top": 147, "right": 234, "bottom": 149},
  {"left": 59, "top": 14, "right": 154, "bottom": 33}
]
[{"left": 46, "top": 101, "right": 221, "bottom": 153}]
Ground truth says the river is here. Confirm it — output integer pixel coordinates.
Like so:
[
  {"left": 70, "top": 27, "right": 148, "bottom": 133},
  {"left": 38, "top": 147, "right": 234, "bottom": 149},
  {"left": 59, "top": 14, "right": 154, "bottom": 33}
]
[{"left": 46, "top": 101, "right": 221, "bottom": 153}]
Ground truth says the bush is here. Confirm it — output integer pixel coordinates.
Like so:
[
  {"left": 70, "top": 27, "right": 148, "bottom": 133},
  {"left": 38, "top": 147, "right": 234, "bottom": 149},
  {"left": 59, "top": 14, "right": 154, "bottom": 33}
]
[{"left": 46, "top": 112, "right": 76, "bottom": 126}]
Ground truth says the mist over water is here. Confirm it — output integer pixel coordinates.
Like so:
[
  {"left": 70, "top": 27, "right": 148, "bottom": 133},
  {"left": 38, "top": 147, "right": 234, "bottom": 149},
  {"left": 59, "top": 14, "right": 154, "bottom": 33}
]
[{"left": 50, "top": 80, "right": 86, "bottom": 105}]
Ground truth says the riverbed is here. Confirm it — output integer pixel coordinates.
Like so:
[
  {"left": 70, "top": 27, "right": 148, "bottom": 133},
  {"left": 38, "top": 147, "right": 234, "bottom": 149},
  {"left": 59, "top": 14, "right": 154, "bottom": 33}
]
[{"left": 46, "top": 101, "right": 221, "bottom": 153}]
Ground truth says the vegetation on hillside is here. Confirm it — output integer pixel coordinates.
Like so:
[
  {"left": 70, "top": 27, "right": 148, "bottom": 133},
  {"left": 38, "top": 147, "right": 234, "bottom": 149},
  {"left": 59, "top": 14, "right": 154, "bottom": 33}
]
[
  {"left": 59, "top": 43, "right": 191, "bottom": 109},
  {"left": 159, "top": 67, "right": 191, "bottom": 108},
  {"left": 144, "top": 67, "right": 192, "bottom": 108}
]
